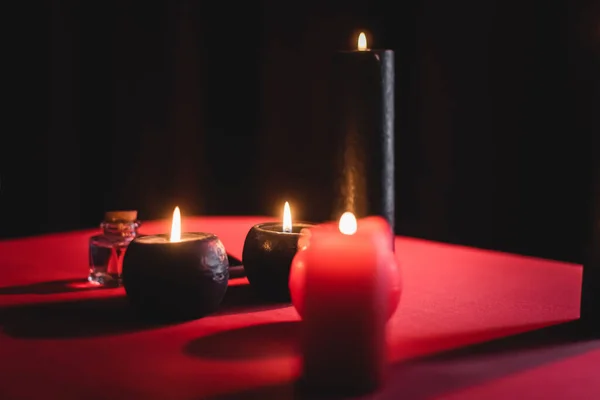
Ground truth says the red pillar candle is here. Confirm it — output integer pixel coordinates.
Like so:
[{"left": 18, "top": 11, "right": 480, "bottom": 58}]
[
  {"left": 290, "top": 216, "right": 401, "bottom": 320},
  {"left": 299, "top": 212, "right": 394, "bottom": 395}
]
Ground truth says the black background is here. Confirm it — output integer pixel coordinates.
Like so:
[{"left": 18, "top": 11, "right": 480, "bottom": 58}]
[{"left": 1, "top": 0, "right": 598, "bottom": 263}]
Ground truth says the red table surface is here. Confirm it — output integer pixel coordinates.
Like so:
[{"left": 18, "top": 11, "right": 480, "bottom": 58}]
[{"left": 0, "top": 216, "right": 597, "bottom": 400}]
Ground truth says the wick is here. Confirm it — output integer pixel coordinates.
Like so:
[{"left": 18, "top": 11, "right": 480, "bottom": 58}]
[{"left": 283, "top": 226, "right": 292, "bottom": 233}]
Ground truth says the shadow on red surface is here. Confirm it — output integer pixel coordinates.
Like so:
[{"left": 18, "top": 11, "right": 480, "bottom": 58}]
[
  {"left": 0, "top": 279, "right": 102, "bottom": 295},
  {"left": 0, "top": 254, "right": 245, "bottom": 295},
  {"left": 203, "top": 321, "right": 599, "bottom": 400},
  {"left": 395, "top": 321, "right": 573, "bottom": 360},
  {"left": 0, "top": 296, "right": 167, "bottom": 339},
  {"left": 184, "top": 321, "right": 300, "bottom": 360},
  {"left": 216, "top": 283, "right": 291, "bottom": 316},
  {"left": 0, "top": 281, "right": 288, "bottom": 339}
]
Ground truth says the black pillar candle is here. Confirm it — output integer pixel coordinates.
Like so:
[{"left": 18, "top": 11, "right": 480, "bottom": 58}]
[
  {"left": 313, "top": 32, "right": 395, "bottom": 248},
  {"left": 576, "top": 0, "right": 600, "bottom": 335},
  {"left": 581, "top": 160, "right": 600, "bottom": 335}
]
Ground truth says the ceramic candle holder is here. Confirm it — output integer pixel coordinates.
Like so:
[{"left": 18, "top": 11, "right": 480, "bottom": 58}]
[
  {"left": 242, "top": 222, "right": 314, "bottom": 301},
  {"left": 122, "top": 232, "right": 229, "bottom": 321}
]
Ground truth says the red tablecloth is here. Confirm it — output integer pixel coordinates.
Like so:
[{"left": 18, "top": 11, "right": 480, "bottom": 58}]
[{"left": 0, "top": 216, "right": 597, "bottom": 399}]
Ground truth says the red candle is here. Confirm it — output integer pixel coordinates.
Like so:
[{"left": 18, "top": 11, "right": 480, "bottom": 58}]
[
  {"left": 289, "top": 216, "right": 401, "bottom": 321},
  {"left": 298, "top": 212, "right": 395, "bottom": 395}
]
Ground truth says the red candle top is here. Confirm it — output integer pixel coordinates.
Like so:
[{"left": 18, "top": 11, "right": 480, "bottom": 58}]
[{"left": 289, "top": 213, "right": 401, "bottom": 320}]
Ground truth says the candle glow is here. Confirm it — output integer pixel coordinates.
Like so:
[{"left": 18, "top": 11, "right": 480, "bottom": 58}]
[
  {"left": 283, "top": 201, "right": 292, "bottom": 233},
  {"left": 357, "top": 32, "right": 367, "bottom": 51},
  {"left": 170, "top": 206, "right": 181, "bottom": 242},
  {"left": 339, "top": 212, "right": 357, "bottom": 235}
]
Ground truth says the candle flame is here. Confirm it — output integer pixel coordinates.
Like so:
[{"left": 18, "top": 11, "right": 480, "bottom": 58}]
[
  {"left": 339, "top": 212, "right": 357, "bottom": 235},
  {"left": 283, "top": 201, "right": 292, "bottom": 233},
  {"left": 170, "top": 206, "right": 181, "bottom": 242},
  {"left": 358, "top": 32, "right": 367, "bottom": 51}
]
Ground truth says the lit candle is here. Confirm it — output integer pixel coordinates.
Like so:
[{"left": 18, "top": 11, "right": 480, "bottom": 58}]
[
  {"left": 306, "top": 31, "right": 395, "bottom": 249},
  {"left": 283, "top": 201, "right": 292, "bottom": 233},
  {"left": 242, "top": 202, "right": 314, "bottom": 301},
  {"left": 298, "top": 212, "right": 395, "bottom": 395},
  {"left": 122, "top": 207, "right": 230, "bottom": 320},
  {"left": 289, "top": 215, "right": 401, "bottom": 320}
]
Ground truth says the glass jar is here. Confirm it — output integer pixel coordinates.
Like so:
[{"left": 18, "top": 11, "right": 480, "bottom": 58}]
[{"left": 88, "top": 211, "right": 140, "bottom": 287}]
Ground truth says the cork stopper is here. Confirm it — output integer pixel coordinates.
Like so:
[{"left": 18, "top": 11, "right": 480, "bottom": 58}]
[{"left": 104, "top": 210, "right": 138, "bottom": 222}]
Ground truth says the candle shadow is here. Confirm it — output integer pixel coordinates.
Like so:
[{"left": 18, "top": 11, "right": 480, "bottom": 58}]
[
  {"left": 183, "top": 321, "right": 300, "bottom": 360},
  {"left": 202, "top": 321, "right": 595, "bottom": 400},
  {"left": 216, "top": 282, "right": 291, "bottom": 316},
  {"left": 376, "top": 321, "right": 596, "bottom": 400},
  {"left": 204, "top": 382, "right": 300, "bottom": 400},
  {"left": 0, "top": 279, "right": 105, "bottom": 295},
  {"left": 206, "top": 382, "right": 374, "bottom": 400},
  {"left": 228, "top": 265, "right": 246, "bottom": 279},
  {"left": 226, "top": 254, "right": 245, "bottom": 278},
  {"left": 227, "top": 253, "right": 243, "bottom": 266},
  {"left": 0, "top": 296, "right": 170, "bottom": 339},
  {"left": 0, "top": 254, "right": 243, "bottom": 295}
]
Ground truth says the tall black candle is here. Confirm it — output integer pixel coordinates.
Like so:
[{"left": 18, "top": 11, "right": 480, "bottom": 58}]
[
  {"left": 581, "top": 160, "right": 600, "bottom": 335},
  {"left": 313, "top": 32, "right": 395, "bottom": 248}
]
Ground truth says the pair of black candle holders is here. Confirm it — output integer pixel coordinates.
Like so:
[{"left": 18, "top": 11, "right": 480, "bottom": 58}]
[{"left": 121, "top": 220, "right": 314, "bottom": 321}]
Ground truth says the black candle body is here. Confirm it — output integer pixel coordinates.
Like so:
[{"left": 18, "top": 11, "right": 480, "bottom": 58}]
[
  {"left": 122, "top": 233, "right": 229, "bottom": 321},
  {"left": 310, "top": 49, "right": 395, "bottom": 248},
  {"left": 242, "top": 222, "right": 314, "bottom": 301},
  {"left": 581, "top": 161, "right": 600, "bottom": 335}
]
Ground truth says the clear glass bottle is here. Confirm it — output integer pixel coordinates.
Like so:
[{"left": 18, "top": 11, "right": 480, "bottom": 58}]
[{"left": 88, "top": 211, "right": 140, "bottom": 287}]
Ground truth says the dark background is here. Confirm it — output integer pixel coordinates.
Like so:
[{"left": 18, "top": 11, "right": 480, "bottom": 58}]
[{"left": 1, "top": 0, "right": 598, "bottom": 263}]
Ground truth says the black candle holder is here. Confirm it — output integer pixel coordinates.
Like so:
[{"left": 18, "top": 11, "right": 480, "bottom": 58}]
[
  {"left": 242, "top": 222, "right": 314, "bottom": 301},
  {"left": 122, "top": 232, "right": 229, "bottom": 321}
]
